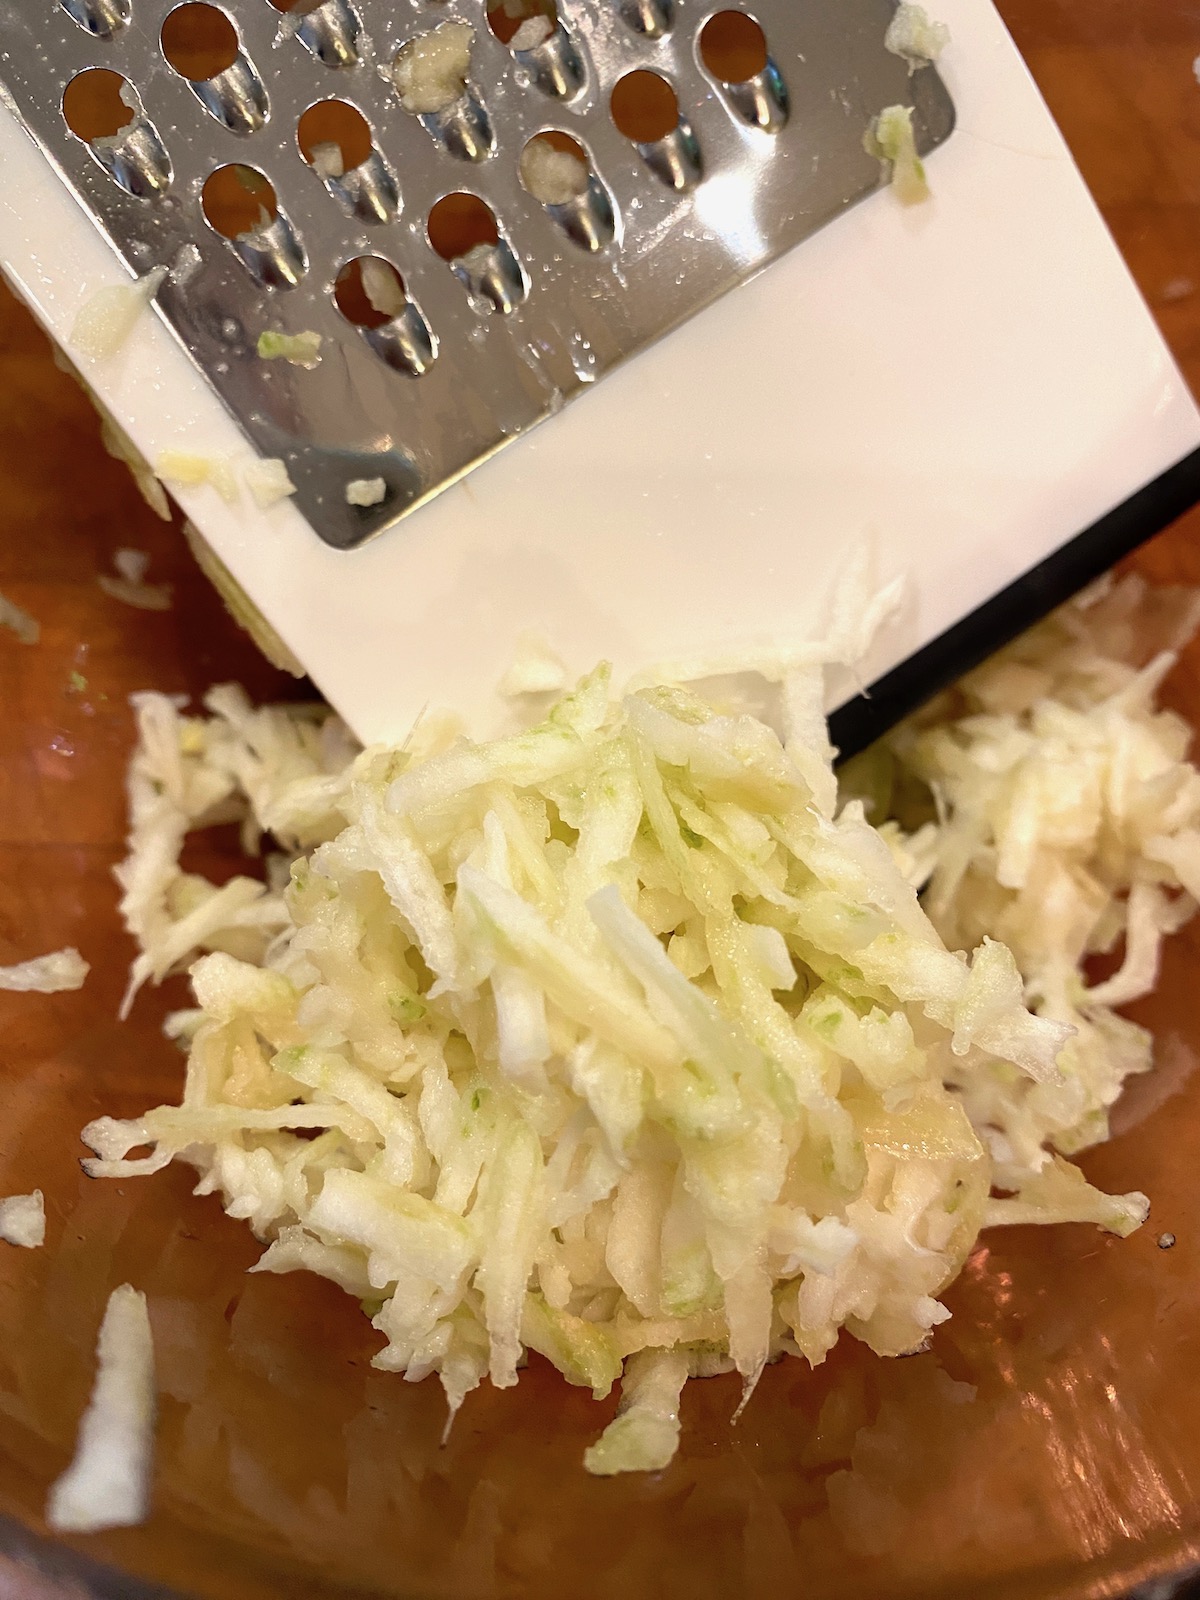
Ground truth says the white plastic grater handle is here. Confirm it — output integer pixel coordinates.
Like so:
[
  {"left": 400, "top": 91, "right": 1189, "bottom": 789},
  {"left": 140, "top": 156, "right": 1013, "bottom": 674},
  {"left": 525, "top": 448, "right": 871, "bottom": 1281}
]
[{"left": 1, "top": 0, "right": 1197, "bottom": 744}]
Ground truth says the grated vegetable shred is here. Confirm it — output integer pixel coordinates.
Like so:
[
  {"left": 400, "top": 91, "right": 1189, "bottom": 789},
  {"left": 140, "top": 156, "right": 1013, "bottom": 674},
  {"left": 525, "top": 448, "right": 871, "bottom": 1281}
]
[{"left": 81, "top": 579, "right": 1182, "bottom": 1475}]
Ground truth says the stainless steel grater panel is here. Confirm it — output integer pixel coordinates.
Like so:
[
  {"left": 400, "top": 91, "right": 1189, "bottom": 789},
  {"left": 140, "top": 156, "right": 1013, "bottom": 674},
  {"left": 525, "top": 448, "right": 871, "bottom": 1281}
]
[{"left": 0, "top": 0, "right": 953, "bottom": 549}]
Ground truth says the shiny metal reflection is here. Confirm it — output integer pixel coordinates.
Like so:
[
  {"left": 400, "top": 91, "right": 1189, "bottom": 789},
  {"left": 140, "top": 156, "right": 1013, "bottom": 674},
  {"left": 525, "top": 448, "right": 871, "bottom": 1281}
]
[
  {"left": 322, "top": 152, "right": 399, "bottom": 226},
  {"left": 188, "top": 55, "right": 270, "bottom": 136},
  {"left": 513, "top": 24, "right": 585, "bottom": 102},
  {"left": 293, "top": 0, "right": 361, "bottom": 69},
  {"left": 637, "top": 118, "right": 703, "bottom": 191},
  {"left": 59, "top": 0, "right": 129, "bottom": 35},
  {"left": 721, "top": 60, "right": 789, "bottom": 132},
  {"left": 451, "top": 240, "right": 528, "bottom": 315},
  {"left": 419, "top": 92, "right": 495, "bottom": 163},
  {"left": 620, "top": 0, "right": 672, "bottom": 37},
  {"left": 545, "top": 174, "right": 617, "bottom": 252},
  {"left": 363, "top": 303, "right": 437, "bottom": 376},
  {"left": 90, "top": 115, "right": 172, "bottom": 199},
  {"left": 225, "top": 211, "right": 306, "bottom": 289}
]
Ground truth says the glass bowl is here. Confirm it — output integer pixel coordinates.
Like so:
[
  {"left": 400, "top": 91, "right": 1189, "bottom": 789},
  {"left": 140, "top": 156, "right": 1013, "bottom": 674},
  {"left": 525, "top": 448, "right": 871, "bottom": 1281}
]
[{"left": 2, "top": 2, "right": 1200, "bottom": 1595}]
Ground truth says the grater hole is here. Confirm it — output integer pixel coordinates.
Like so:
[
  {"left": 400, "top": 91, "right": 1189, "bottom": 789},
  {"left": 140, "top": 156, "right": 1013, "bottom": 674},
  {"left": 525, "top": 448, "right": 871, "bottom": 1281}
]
[
  {"left": 297, "top": 100, "right": 373, "bottom": 173},
  {"left": 334, "top": 257, "right": 405, "bottom": 330},
  {"left": 486, "top": 0, "right": 556, "bottom": 49},
  {"left": 520, "top": 133, "right": 615, "bottom": 251},
  {"left": 610, "top": 71, "right": 679, "bottom": 144},
  {"left": 202, "top": 164, "right": 278, "bottom": 240},
  {"left": 429, "top": 196, "right": 527, "bottom": 315},
  {"left": 335, "top": 258, "right": 437, "bottom": 376},
  {"left": 428, "top": 193, "right": 499, "bottom": 261},
  {"left": 62, "top": 69, "right": 136, "bottom": 144},
  {"left": 519, "top": 131, "right": 589, "bottom": 204},
  {"left": 161, "top": 3, "right": 240, "bottom": 79},
  {"left": 698, "top": 11, "right": 768, "bottom": 82}
]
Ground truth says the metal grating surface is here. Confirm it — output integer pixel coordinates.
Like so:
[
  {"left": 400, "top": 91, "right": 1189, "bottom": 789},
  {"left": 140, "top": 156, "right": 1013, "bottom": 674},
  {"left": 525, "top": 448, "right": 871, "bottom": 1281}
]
[{"left": 0, "top": 0, "right": 952, "bottom": 547}]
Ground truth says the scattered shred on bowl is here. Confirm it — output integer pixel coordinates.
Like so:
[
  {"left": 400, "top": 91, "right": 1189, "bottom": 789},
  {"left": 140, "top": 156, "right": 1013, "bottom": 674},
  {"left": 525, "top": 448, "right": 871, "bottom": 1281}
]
[
  {"left": 45, "top": 1285, "right": 156, "bottom": 1533},
  {"left": 0, "top": 947, "right": 89, "bottom": 992},
  {"left": 0, "top": 1191, "right": 45, "bottom": 1249},
  {"left": 0, "top": 590, "right": 39, "bottom": 645}
]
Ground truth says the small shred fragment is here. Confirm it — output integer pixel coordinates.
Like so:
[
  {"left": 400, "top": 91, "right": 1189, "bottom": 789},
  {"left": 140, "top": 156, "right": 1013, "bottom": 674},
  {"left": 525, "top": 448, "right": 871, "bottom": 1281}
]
[
  {"left": 885, "top": 4, "right": 950, "bottom": 72},
  {"left": 45, "top": 1285, "right": 156, "bottom": 1533},
  {"left": 361, "top": 260, "right": 407, "bottom": 321},
  {"left": 393, "top": 23, "right": 475, "bottom": 114},
  {"left": 0, "top": 1191, "right": 46, "bottom": 1249},
  {"left": 309, "top": 142, "right": 345, "bottom": 180},
  {"left": 1158, "top": 1232, "right": 1177, "bottom": 1250},
  {"left": 520, "top": 140, "right": 589, "bottom": 206},
  {"left": 98, "top": 551, "right": 173, "bottom": 613},
  {"left": 510, "top": 14, "right": 554, "bottom": 50},
  {"left": 71, "top": 266, "right": 168, "bottom": 362},
  {"left": 0, "top": 948, "right": 89, "bottom": 993},
  {"left": 244, "top": 458, "right": 297, "bottom": 510},
  {"left": 155, "top": 450, "right": 239, "bottom": 503},
  {"left": 0, "top": 591, "right": 39, "bottom": 645},
  {"left": 584, "top": 1350, "right": 689, "bottom": 1476},
  {"left": 345, "top": 477, "right": 388, "bottom": 508},
  {"left": 256, "top": 330, "right": 323, "bottom": 370},
  {"left": 864, "top": 105, "right": 929, "bottom": 205},
  {"left": 499, "top": 633, "right": 569, "bottom": 697}
]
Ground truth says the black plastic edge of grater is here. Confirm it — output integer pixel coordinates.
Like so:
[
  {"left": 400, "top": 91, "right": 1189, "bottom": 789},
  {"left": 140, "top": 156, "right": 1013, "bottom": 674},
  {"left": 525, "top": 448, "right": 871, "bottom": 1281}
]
[{"left": 828, "top": 444, "right": 1200, "bottom": 762}]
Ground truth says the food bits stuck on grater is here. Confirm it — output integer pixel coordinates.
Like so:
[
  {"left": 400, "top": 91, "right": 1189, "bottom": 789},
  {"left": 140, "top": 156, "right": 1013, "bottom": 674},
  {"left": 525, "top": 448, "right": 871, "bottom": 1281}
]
[{"left": 0, "top": 0, "right": 953, "bottom": 548}]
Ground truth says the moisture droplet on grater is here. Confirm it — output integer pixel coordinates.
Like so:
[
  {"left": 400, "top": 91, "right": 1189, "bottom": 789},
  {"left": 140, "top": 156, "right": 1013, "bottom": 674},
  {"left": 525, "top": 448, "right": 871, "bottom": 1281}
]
[{"left": 2, "top": 0, "right": 956, "bottom": 548}]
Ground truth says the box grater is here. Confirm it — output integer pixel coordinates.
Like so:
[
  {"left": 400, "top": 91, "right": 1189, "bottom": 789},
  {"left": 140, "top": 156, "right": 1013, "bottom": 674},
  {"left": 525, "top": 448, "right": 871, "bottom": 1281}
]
[{"left": 0, "top": 0, "right": 1197, "bottom": 746}]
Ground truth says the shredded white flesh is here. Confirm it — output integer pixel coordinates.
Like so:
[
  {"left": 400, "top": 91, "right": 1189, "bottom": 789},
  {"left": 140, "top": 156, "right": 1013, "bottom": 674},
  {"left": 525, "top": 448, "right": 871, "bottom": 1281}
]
[
  {"left": 849, "top": 574, "right": 1200, "bottom": 1187},
  {"left": 0, "top": 948, "right": 89, "bottom": 993},
  {"left": 155, "top": 450, "right": 239, "bottom": 504},
  {"left": 360, "top": 260, "right": 408, "bottom": 321},
  {"left": 345, "top": 477, "right": 388, "bottom": 508},
  {"left": 520, "top": 139, "right": 589, "bottom": 206},
  {"left": 885, "top": 4, "right": 950, "bottom": 71},
  {"left": 393, "top": 24, "right": 475, "bottom": 114},
  {"left": 71, "top": 266, "right": 168, "bottom": 363},
  {"left": 257, "top": 330, "right": 323, "bottom": 369},
  {"left": 510, "top": 14, "right": 555, "bottom": 50},
  {"left": 310, "top": 141, "right": 346, "bottom": 180},
  {"left": 85, "top": 579, "right": 1167, "bottom": 1477},
  {"left": 45, "top": 1285, "right": 156, "bottom": 1533},
  {"left": 0, "top": 1191, "right": 45, "bottom": 1248},
  {"left": 0, "top": 590, "right": 39, "bottom": 645},
  {"left": 864, "top": 105, "right": 929, "bottom": 205},
  {"left": 244, "top": 458, "right": 297, "bottom": 510}
]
